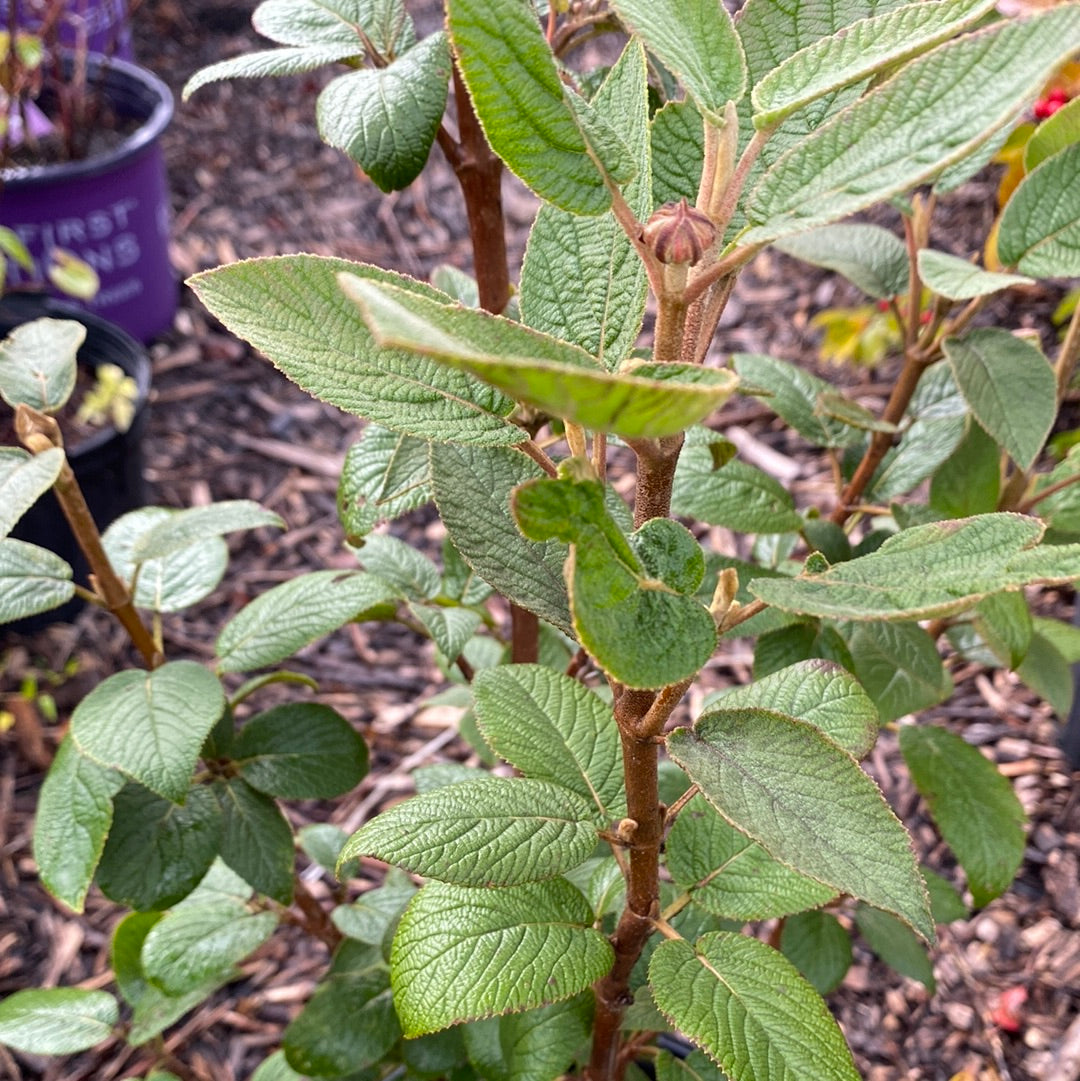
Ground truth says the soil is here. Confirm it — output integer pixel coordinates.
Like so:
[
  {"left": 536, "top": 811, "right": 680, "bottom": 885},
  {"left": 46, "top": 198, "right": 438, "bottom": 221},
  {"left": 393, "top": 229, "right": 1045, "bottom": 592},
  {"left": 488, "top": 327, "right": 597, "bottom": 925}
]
[{"left": 2, "top": 4, "right": 1079, "bottom": 1081}]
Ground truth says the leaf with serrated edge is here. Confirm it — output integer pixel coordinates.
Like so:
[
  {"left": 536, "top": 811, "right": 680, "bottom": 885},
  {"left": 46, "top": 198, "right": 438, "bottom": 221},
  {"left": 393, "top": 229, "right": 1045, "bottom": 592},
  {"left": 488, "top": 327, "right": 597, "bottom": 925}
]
[
  {"left": 391, "top": 879, "right": 613, "bottom": 1036},
  {"left": 317, "top": 33, "right": 450, "bottom": 192},
  {"left": 520, "top": 42, "right": 650, "bottom": 372},
  {"left": 918, "top": 250, "right": 1032, "bottom": 300},
  {"left": 430, "top": 443, "right": 571, "bottom": 631},
  {"left": 943, "top": 329, "right": 1055, "bottom": 471},
  {"left": 746, "top": 7, "right": 1080, "bottom": 244},
  {"left": 750, "top": 514, "right": 1080, "bottom": 622},
  {"left": 252, "top": 0, "right": 415, "bottom": 51},
  {"left": 609, "top": 0, "right": 745, "bottom": 122},
  {"left": 340, "top": 778, "right": 597, "bottom": 886},
  {"left": 649, "top": 933, "right": 860, "bottom": 1081},
  {"left": 707, "top": 659, "right": 877, "bottom": 757},
  {"left": 0, "top": 989, "right": 118, "bottom": 1055},
  {"left": 216, "top": 570, "right": 398, "bottom": 673},
  {"left": 668, "top": 708, "right": 932, "bottom": 940},
  {"left": 189, "top": 256, "right": 522, "bottom": 446},
  {"left": 33, "top": 736, "right": 123, "bottom": 913},
  {"left": 131, "top": 501, "right": 282, "bottom": 562},
  {"left": 340, "top": 274, "right": 738, "bottom": 439},
  {"left": 338, "top": 425, "right": 431, "bottom": 540},
  {"left": 473, "top": 664, "right": 624, "bottom": 820},
  {"left": 752, "top": 0, "right": 996, "bottom": 128},
  {"left": 0, "top": 447, "right": 62, "bottom": 540},
  {"left": 182, "top": 45, "right": 361, "bottom": 100},
  {"left": 0, "top": 537, "right": 74, "bottom": 624},
  {"left": 667, "top": 793, "right": 836, "bottom": 920},
  {"left": 899, "top": 725, "right": 1026, "bottom": 907},
  {"left": 774, "top": 224, "right": 909, "bottom": 300},
  {"left": 998, "top": 141, "right": 1080, "bottom": 277},
  {"left": 446, "top": 0, "right": 611, "bottom": 214},
  {"left": 650, "top": 99, "right": 703, "bottom": 208},
  {"left": 0, "top": 318, "right": 83, "bottom": 410},
  {"left": 71, "top": 662, "right": 224, "bottom": 803}
]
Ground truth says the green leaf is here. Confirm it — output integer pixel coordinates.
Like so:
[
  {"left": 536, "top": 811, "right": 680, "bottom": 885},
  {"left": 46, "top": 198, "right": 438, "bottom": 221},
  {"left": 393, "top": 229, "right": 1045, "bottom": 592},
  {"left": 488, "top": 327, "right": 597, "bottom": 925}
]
[
  {"left": 472, "top": 665, "right": 624, "bottom": 819},
  {"left": 217, "top": 569, "right": 398, "bottom": 673},
  {"left": 944, "top": 328, "right": 1055, "bottom": 471},
  {"left": 332, "top": 878, "right": 417, "bottom": 943},
  {"left": 667, "top": 793, "right": 836, "bottom": 920},
  {"left": 0, "top": 447, "right": 62, "bottom": 540},
  {"left": 130, "top": 501, "right": 282, "bottom": 563},
  {"left": 749, "top": 514, "right": 1080, "bottom": 622},
  {"left": 0, "top": 317, "right": 83, "bottom": 410},
  {"left": 780, "top": 910, "right": 852, "bottom": 995},
  {"left": 999, "top": 142, "right": 1080, "bottom": 277},
  {"left": 855, "top": 904, "right": 935, "bottom": 991},
  {"left": 102, "top": 508, "right": 228, "bottom": 614},
  {"left": 71, "top": 662, "right": 224, "bottom": 803},
  {"left": 429, "top": 443, "right": 572, "bottom": 632},
  {"left": 1033, "top": 615, "right": 1080, "bottom": 663},
  {"left": 446, "top": 0, "right": 613, "bottom": 214},
  {"left": 745, "top": 7, "right": 1080, "bottom": 244},
  {"left": 96, "top": 783, "right": 222, "bottom": 910},
  {"left": 339, "top": 778, "right": 598, "bottom": 886},
  {"left": 1025, "top": 95, "right": 1080, "bottom": 171},
  {"left": 284, "top": 957, "right": 400, "bottom": 1077},
  {"left": 252, "top": 0, "right": 416, "bottom": 53},
  {"left": 918, "top": 249, "right": 1032, "bottom": 300},
  {"left": 188, "top": 256, "right": 523, "bottom": 446},
  {"left": 32, "top": 736, "right": 123, "bottom": 913},
  {"left": 338, "top": 425, "right": 431, "bottom": 541},
  {"left": 235, "top": 703, "right": 368, "bottom": 799},
  {"left": 651, "top": 100, "right": 704, "bottom": 208},
  {"left": 649, "top": 933, "right": 860, "bottom": 1081},
  {"left": 707, "top": 659, "right": 878, "bottom": 757},
  {"left": 733, "top": 354, "right": 861, "bottom": 449},
  {"left": 340, "top": 274, "right": 739, "bottom": 439},
  {"left": 751, "top": 620, "right": 853, "bottom": 678},
  {"left": 668, "top": 708, "right": 932, "bottom": 940},
  {"left": 252, "top": 1051, "right": 306, "bottom": 1081},
  {"left": 514, "top": 475, "right": 717, "bottom": 688},
  {"left": 214, "top": 777, "right": 295, "bottom": 903},
  {"left": 607, "top": 0, "right": 745, "bottom": 123},
  {"left": 354, "top": 532, "right": 440, "bottom": 599},
  {"left": 751, "top": 0, "right": 997, "bottom": 129},
  {"left": 929, "top": 418, "right": 1000, "bottom": 518},
  {"left": 520, "top": 42, "right": 650, "bottom": 372},
  {"left": 0, "top": 537, "right": 75, "bottom": 624},
  {"left": 899, "top": 725, "right": 1026, "bottom": 908},
  {"left": 973, "top": 591, "right": 1033, "bottom": 670},
  {"left": 843, "top": 621, "right": 952, "bottom": 724},
  {"left": 0, "top": 989, "right": 117, "bottom": 1054},
  {"left": 391, "top": 879, "right": 614, "bottom": 1036},
  {"left": 773, "top": 224, "right": 909, "bottom": 300},
  {"left": 182, "top": 45, "right": 363, "bottom": 100},
  {"left": 1017, "top": 629, "right": 1074, "bottom": 716},
  {"left": 317, "top": 33, "right": 450, "bottom": 192},
  {"left": 410, "top": 602, "right": 482, "bottom": 660},
  {"left": 923, "top": 867, "right": 969, "bottom": 924}
]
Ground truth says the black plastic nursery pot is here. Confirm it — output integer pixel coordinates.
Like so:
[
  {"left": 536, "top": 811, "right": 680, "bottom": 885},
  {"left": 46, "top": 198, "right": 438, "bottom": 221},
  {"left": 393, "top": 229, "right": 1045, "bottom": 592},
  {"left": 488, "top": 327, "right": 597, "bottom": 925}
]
[
  {"left": 2, "top": 293, "right": 152, "bottom": 632},
  {"left": 0, "top": 54, "right": 176, "bottom": 342}
]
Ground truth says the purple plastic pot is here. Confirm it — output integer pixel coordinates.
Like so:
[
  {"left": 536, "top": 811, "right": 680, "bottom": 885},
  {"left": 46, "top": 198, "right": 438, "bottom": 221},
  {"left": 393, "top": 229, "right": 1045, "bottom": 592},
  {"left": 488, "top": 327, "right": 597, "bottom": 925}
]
[
  {"left": 0, "top": 0, "right": 132, "bottom": 60},
  {"left": 0, "top": 55, "right": 176, "bottom": 342}
]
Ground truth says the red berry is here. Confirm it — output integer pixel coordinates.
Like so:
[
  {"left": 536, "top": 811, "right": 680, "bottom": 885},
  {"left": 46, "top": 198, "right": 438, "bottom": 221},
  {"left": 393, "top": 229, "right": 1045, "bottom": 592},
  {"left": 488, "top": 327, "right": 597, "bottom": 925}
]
[
  {"left": 876, "top": 299, "right": 891, "bottom": 312},
  {"left": 1047, "top": 87, "right": 1069, "bottom": 104}
]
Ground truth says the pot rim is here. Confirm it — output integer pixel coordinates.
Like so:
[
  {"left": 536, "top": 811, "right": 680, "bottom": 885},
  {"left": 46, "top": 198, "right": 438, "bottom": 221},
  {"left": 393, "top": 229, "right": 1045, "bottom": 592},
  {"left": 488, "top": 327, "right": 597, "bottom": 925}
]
[{"left": 0, "top": 53, "right": 173, "bottom": 188}]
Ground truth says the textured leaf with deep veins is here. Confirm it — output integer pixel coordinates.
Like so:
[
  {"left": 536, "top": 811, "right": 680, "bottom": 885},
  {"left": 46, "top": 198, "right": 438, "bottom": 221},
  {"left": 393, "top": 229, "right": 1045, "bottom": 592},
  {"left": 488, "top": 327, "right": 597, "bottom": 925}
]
[
  {"left": 33, "top": 736, "right": 124, "bottom": 913},
  {"left": 520, "top": 43, "right": 650, "bottom": 372},
  {"left": 214, "top": 778, "right": 295, "bottom": 903},
  {"left": 650, "top": 100, "right": 704, "bottom": 208},
  {"left": 339, "top": 778, "right": 598, "bottom": 886},
  {"left": 666, "top": 793, "right": 836, "bottom": 920},
  {"left": 189, "top": 256, "right": 522, "bottom": 446},
  {"left": 608, "top": 0, "right": 745, "bottom": 122},
  {"left": 0, "top": 317, "right": 82, "bottom": 410},
  {"left": 745, "top": 7, "right": 1080, "bottom": 244},
  {"left": 668, "top": 708, "right": 932, "bottom": 940},
  {"left": 0, "top": 538, "right": 74, "bottom": 624},
  {"left": 472, "top": 664, "right": 624, "bottom": 819},
  {"left": 774, "top": 224, "right": 910, "bottom": 300},
  {"left": 216, "top": 569, "right": 398, "bottom": 673},
  {"left": 899, "top": 725, "right": 1026, "bottom": 907},
  {"left": 317, "top": 33, "right": 450, "bottom": 192},
  {"left": 391, "top": 879, "right": 613, "bottom": 1036},
  {"left": 429, "top": 443, "right": 571, "bottom": 632},
  {"left": 338, "top": 425, "right": 431, "bottom": 540},
  {"left": 0, "top": 989, "right": 118, "bottom": 1055},
  {"left": 649, "top": 933, "right": 860, "bottom": 1081},
  {"left": 182, "top": 45, "right": 362, "bottom": 100},
  {"left": 130, "top": 501, "right": 282, "bottom": 562},
  {"left": 340, "top": 274, "right": 738, "bottom": 439},
  {"left": 943, "top": 328, "right": 1055, "bottom": 471},
  {"left": 446, "top": 0, "right": 613, "bottom": 214},
  {"left": 751, "top": 0, "right": 996, "bottom": 128},
  {"left": 749, "top": 514, "right": 1080, "bottom": 622},
  {"left": 0, "top": 447, "right": 62, "bottom": 540},
  {"left": 71, "top": 662, "right": 225, "bottom": 803},
  {"left": 917, "top": 250, "right": 1032, "bottom": 301},
  {"left": 998, "top": 142, "right": 1080, "bottom": 277},
  {"left": 252, "top": 0, "right": 415, "bottom": 52}
]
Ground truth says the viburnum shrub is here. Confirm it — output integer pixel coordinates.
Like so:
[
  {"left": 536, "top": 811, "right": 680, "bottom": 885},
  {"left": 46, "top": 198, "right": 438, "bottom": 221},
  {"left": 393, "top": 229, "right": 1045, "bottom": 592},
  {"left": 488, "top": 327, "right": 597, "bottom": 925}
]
[{"left": 4, "top": 1, "right": 1080, "bottom": 1079}]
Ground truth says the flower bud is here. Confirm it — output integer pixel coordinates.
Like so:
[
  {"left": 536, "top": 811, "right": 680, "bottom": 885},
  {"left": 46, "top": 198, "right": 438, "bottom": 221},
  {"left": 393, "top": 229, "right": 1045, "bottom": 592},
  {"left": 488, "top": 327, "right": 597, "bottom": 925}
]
[{"left": 641, "top": 198, "right": 717, "bottom": 266}]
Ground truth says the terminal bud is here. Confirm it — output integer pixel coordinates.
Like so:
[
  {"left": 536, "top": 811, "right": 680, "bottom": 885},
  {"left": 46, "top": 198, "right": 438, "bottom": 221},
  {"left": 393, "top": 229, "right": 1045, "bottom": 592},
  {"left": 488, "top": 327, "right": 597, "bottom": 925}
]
[{"left": 641, "top": 198, "right": 717, "bottom": 266}]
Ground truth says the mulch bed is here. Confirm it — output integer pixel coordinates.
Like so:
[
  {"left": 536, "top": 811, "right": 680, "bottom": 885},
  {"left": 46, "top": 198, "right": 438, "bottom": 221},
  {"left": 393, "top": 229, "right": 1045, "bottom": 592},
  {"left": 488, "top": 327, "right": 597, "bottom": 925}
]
[{"left": 2, "top": 3, "right": 1079, "bottom": 1079}]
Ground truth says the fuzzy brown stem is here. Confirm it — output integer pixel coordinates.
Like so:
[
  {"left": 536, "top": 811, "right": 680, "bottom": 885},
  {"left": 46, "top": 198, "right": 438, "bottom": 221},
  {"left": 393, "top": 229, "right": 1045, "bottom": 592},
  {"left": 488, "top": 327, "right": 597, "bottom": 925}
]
[
  {"left": 292, "top": 878, "right": 344, "bottom": 951},
  {"left": 629, "top": 435, "right": 684, "bottom": 528}
]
